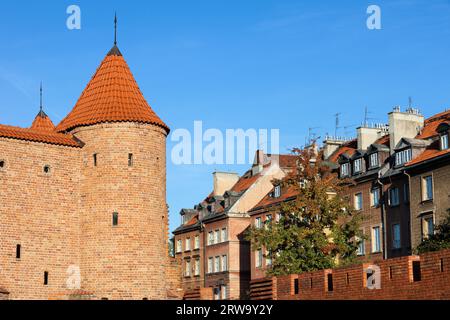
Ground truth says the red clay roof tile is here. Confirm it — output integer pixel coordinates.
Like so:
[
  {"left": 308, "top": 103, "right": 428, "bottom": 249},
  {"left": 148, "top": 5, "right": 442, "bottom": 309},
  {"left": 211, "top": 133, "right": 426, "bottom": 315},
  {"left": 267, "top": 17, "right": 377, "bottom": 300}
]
[
  {"left": 0, "top": 124, "right": 81, "bottom": 148},
  {"left": 56, "top": 47, "right": 169, "bottom": 133},
  {"left": 30, "top": 111, "right": 56, "bottom": 132}
]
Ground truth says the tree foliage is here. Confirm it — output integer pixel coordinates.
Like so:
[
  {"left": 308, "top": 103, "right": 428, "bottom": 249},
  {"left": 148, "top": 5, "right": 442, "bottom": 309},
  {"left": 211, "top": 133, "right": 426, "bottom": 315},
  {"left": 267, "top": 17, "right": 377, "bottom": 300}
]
[
  {"left": 246, "top": 147, "right": 364, "bottom": 276},
  {"left": 416, "top": 209, "right": 450, "bottom": 254}
]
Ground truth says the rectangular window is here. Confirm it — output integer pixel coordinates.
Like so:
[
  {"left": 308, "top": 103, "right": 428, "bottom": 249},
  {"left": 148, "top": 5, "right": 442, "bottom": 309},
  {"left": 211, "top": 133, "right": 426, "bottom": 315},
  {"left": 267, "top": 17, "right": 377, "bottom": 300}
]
[
  {"left": 214, "top": 230, "right": 220, "bottom": 244},
  {"left": 392, "top": 224, "right": 401, "bottom": 249},
  {"left": 128, "top": 153, "right": 133, "bottom": 167},
  {"left": 341, "top": 163, "right": 350, "bottom": 177},
  {"left": 255, "top": 217, "right": 262, "bottom": 229},
  {"left": 221, "top": 255, "right": 228, "bottom": 272},
  {"left": 371, "top": 188, "right": 380, "bottom": 207},
  {"left": 265, "top": 215, "right": 273, "bottom": 229},
  {"left": 356, "top": 236, "right": 365, "bottom": 256},
  {"left": 353, "top": 158, "right": 362, "bottom": 174},
  {"left": 194, "top": 235, "right": 200, "bottom": 250},
  {"left": 93, "top": 154, "right": 98, "bottom": 167},
  {"left": 221, "top": 228, "right": 228, "bottom": 242},
  {"left": 372, "top": 226, "right": 381, "bottom": 253},
  {"left": 441, "top": 134, "right": 449, "bottom": 150},
  {"left": 422, "top": 176, "right": 433, "bottom": 201},
  {"left": 369, "top": 153, "right": 379, "bottom": 168},
  {"left": 274, "top": 185, "right": 281, "bottom": 198},
  {"left": 16, "top": 244, "right": 21, "bottom": 259},
  {"left": 266, "top": 251, "right": 272, "bottom": 267},
  {"left": 185, "top": 260, "right": 191, "bottom": 277},
  {"left": 214, "top": 256, "right": 220, "bottom": 273},
  {"left": 44, "top": 272, "right": 49, "bottom": 285},
  {"left": 221, "top": 285, "right": 227, "bottom": 300},
  {"left": 395, "top": 149, "right": 412, "bottom": 166},
  {"left": 194, "top": 258, "right": 200, "bottom": 276},
  {"left": 256, "top": 249, "right": 263, "bottom": 268},
  {"left": 354, "top": 193, "right": 363, "bottom": 211},
  {"left": 208, "top": 232, "right": 214, "bottom": 246},
  {"left": 176, "top": 239, "right": 182, "bottom": 253},
  {"left": 208, "top": 257, "right": 213, "bottom": 274},
  {"left": 389, "top": 188, "right": 400, "bottom": 206},
  {"left": 422, "top": 216, "right": 434, "bottom": 240},
  {"left": 185, "top": 238, "right": 191, "bottom": 251}
]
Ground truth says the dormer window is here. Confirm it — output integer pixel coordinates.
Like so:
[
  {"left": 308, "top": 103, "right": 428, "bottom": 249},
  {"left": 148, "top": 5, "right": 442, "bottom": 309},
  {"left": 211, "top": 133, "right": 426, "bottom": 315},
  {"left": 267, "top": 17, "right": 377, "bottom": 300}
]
[
  {"left": 353, "top": 158, "right": 362, "bottom": 174},
  {"left": 340, "top": 163, "right": 350, "bottom": 177},
  {"left": 369, "top": 153, "right": 379, "bottom": 168},
  {"left": 440, "top": 133, "right": 449, "bottom": 150},
  {"left": 395, "top": 148, "right": 412, "bottom": 166},
  {"left": 274, "top": 185, "right": 281, "bottom": 198}
]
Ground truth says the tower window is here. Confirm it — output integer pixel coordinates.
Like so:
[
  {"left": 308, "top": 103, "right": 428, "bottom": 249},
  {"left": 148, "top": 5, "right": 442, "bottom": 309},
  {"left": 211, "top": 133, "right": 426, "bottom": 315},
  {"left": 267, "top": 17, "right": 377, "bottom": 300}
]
[
  {"left": 93, "top": 154, "right": 98, "bottom": 167},
  {"left": 44, "top": 272, "right": 49, "bottom": 285},
  {"left": 0, "top": 160, "right": 5, "bottom": 169},
  {"left": 112, "top": 212, "right": 119, "bottom": 226},
  {"left": 43, "top": 165, "right": 51, "bottom": 174},
  {"left": 16, "top": 244, "right": 21, "bottom": 259},
  {"left": 128, "top": 153, "right": 134, "bottom": 167}
]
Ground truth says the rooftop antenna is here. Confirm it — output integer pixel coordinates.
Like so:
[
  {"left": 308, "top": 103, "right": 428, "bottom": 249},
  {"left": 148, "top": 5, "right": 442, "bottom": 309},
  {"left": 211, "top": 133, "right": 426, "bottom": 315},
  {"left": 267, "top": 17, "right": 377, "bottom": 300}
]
[
  {"left": 114, "top": 12, "right": 118, "bottom": 46},
  {"left": 334, "top": 113, "right": 342, "bottom": 137},
  {"left": 408, "top": 96, "right": 413, "bottom": 109},
  {"left": 308, "top": 127, "right": 320, "bottom": 145}
]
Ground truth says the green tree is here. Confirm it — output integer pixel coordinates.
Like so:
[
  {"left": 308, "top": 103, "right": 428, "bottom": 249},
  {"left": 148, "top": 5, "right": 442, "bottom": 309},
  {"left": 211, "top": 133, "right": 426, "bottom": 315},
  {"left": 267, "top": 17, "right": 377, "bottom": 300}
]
[
  {"left": 416, "top": 209, "right": 450, "bottom": 254},
  {"left": 246, "top": 147, "right": 363, "bottom": 276}
]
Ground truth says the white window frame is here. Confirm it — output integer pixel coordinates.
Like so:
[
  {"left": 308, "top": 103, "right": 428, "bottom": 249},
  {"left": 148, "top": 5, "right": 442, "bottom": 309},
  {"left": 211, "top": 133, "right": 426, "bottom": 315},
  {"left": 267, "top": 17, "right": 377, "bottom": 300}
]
[
  {"left": 176, "top": 239, "right": 182, "bottom": 253},
  {"left": 395, "top": 148, "right": 412, "bottom": 166},
  {"left": 274, "top": 185, "right": 281, "bottom": 198},
  {"left": 255, "top": 217, "right": 262, "bottom": 229},
  {"left": 221, "top": 255, "right": 228, "bottom": 272},
  {"left": 356, "top": 235, "right": 365, "bottom": 256},
  {"left": 208, "top": 257, "right": 213, "bottom": 274},
  {"left": 208, "top": 232, "right": 214, "bottom": 246},
  {"left": 256, "top": 249, "right": 263, "bottom": 268},
  {"left": 371, "top": 226, "right": 381, "bottom": 253},
  {"left": 185, "top": 238, "right": 191, "bottom": 251},
  {"left": 354, "top": 193, "right": 363, "bottom": 211},
  {"left": 369, "top": 153, "right": 379, "bottom": 168},
  {"left": 441, "top": 133, "right": 449, "bottom": 150},
  {"left": 185, "top": 260, "right": 191, "bottom": 277},
  {"left": 194, "top": 258, "right": 200, "bottom": 276},
  {"left": 221, "top": 228, "right": 228, "bottom": 242},
  {"left": 353, "top": 158, "right": 363, "bottom": 174},
  {"left": 341, "top": 163, "right": 350, "bottom": 177},
  {"left": 214, "top": 256, "right": 220, "bottom": 273},
  {"left": 371, "top": 188, "right": 380, "bottom": 207},
  {"left": 422, "top": 215, "right": 435, "bottom": 241},
  {"left": 422, "top": 175, "right": 434, "bottom": 201},
  {"left": 214, "top": 230, "right": 220, "bottom": 244},
  {"left": 194, "top": 235, "right": 200, "bottom": 250}
]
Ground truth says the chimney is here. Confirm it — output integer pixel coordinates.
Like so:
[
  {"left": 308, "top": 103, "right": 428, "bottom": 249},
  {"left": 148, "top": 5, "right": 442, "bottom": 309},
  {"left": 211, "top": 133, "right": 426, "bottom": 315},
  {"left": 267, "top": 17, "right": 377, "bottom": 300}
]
[
  {"left": 388, "top": 106, "right": 424, "bottom": 153},
  {"left": 357, "top": 124, "right": 389, "bottom": 150},
  {"left": 213, "top": 172, "right": 240, "bottom": 197},
  {"left": 322, "top": 137, "right": 346, "bottom": 160},
  {"left": 252, "top": 150, "right": 267, "bottom": 175}
]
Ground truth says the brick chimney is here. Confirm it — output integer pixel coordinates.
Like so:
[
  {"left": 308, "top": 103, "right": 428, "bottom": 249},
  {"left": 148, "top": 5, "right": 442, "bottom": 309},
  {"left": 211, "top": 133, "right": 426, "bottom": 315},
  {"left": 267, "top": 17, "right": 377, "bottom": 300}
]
[
  {"left": 213, "top": 172, "right": 240, "bottom": 197},
  {"left": 388, "top": 106, "right": 424, "bottom": 153}
]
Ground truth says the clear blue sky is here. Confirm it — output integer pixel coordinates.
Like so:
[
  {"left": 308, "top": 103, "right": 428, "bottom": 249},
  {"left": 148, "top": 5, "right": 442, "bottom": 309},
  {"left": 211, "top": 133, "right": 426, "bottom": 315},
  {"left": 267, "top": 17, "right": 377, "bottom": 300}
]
[{"left": 1, "top": 0, "right": 449, "bottom": 233}]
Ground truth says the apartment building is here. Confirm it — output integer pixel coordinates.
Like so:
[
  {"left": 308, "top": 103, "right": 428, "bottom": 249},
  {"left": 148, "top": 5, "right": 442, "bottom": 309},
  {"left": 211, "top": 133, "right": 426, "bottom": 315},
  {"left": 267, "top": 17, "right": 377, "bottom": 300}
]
[{"left": 173, "top": 151, "right": 295, "bottom": 299}]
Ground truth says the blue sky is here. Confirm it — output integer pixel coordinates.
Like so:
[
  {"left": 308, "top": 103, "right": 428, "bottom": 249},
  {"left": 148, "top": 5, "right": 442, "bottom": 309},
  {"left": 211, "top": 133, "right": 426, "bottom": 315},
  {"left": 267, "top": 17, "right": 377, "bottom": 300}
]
[{"left": 1, "top": 0, "right": 450, "bottom": 233}]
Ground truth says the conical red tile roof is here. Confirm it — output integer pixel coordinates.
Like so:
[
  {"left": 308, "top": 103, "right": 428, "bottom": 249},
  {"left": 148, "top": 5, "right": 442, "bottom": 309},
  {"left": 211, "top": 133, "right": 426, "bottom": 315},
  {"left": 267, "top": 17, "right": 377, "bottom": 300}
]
[
  {"left": 56, "top": 46, "right": 169, "bottom": 133},
  {"left": 31, "top": 110, "right": 56, "bottom": 132}
]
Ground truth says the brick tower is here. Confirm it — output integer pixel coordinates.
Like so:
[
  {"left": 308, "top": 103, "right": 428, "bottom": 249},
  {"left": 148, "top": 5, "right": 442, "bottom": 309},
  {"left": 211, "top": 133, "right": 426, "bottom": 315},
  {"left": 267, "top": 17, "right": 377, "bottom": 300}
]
[{"left": 56, "top": 42, "right": 170, "bottom": 299}]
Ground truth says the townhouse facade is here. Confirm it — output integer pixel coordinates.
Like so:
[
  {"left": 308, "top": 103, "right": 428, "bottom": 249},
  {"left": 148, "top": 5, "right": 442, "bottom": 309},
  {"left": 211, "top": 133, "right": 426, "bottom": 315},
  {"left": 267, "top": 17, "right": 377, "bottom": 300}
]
[{"left": 173, "top": 152, "right": 295, "bottom": 299}]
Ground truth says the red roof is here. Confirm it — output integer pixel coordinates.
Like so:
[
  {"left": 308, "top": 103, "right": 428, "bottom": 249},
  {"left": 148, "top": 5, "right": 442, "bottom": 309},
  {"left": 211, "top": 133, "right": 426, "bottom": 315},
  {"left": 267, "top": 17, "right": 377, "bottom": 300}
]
[
  {"left": 230, "top": 172, "right": 261, "bottom": 193},
  {"left": 250, "top": 185, "right": 298, "bottom": 212},
  {"left": 374, "top": 135, "right": 390, "bottom": 146},
  {"left": 0, "top": 124, "right": 82, "bottom": 148},
  {"left": 328, "top": 139, "right": 357, "bottom": 163},
  {"left": 30, "top": 111, "right": 55, "bottom": 132},
  {"left": 56, "top": 46, "right": 169, "bottom": 133},
  {"left": 416, "top": 110, "right": 450, "bottom": 139}
]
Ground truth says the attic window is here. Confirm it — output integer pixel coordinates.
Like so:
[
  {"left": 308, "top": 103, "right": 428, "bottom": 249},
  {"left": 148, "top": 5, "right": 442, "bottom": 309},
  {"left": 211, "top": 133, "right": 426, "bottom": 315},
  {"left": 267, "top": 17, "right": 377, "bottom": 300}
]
[
  {"left": 440, "top": 133, "right": 449, "bottom": 150},
  {"left": 274, "top": 185, "right": 281, "bottom": 198},
  {"left": 353, "top": 158, "right": 362, "bottom": 174},
  {"left": 395, "top": 148, "right": 412, "bottom": 166},
  {"left": 369, "top": 153, "right": 379, "bottom": 168},
  {"left": 340, "top": 163, "right": 350, "bottom": 177}
]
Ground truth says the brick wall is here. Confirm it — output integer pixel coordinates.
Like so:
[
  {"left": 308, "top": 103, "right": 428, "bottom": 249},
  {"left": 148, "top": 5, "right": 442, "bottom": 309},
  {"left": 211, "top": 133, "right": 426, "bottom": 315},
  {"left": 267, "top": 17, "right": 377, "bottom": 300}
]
[{"left": 256, "top": 249, "right": 450, "bottom": 300}]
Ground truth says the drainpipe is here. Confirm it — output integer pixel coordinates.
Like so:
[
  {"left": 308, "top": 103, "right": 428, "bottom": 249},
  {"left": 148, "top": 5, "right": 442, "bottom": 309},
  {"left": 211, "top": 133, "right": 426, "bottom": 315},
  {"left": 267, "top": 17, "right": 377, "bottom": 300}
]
[
  {"left": 376, "top": 178, "right": 388, "bottom": 260},
  {"left": 201, "top": 222, "right": 207, "bottom": 289},
  {"left": 404, "top": 171, "right": 412, "bottom": 255}
]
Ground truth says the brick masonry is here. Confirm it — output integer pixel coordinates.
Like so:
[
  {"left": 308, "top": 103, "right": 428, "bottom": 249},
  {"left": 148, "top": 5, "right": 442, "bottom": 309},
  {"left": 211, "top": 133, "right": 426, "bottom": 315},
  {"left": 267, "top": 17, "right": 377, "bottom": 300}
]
[
  {"left": 0, "top": 122, "right": 175, "bottom": 300},
  {"left": 260, "top": 249, "right": 450, "bottom": 300}
]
